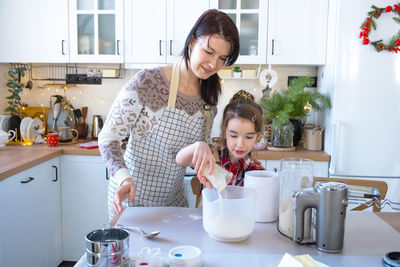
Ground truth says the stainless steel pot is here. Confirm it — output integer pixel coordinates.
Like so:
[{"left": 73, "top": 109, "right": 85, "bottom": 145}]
[{"left": 86, "top": 228, "right": 130, "bottom": 267}]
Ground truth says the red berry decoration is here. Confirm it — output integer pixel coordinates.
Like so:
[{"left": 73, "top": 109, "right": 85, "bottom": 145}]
[{"left": 360, "top": 4, "right": 400, "bottom": 53}]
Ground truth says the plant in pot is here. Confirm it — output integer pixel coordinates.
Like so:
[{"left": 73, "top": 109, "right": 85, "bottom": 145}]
[
  {"left": 232, "top": 66, "right": 242, "bottom": 78},
  {"left": 259, "top": 76, "right": 331, "bottom": 148},
  {"left": 5, "top": 66, "right": 27, "bottom": 141}
]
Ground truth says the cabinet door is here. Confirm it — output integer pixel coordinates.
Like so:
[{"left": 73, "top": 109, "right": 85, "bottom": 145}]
[
  {"left": 0, "top": 0, "right": 69, "bottom": 63},
  {"left": 69, "top": 0, "right": 124, "bottom": 63},
  {"left": 61, "top": 155, "right": 109, "bottom": 261},
  {"left": 166, "top": 0, "right": 210, "bottom": 63},
  {"left": 125, "top": 0, "right": 167, "bottom": 64},
  {"left": 267, "top": 0, "right": 328, "bottom": 65},
  {"left": 0, "top": 159, "right": 61, "bottom": 267},
  {"left": 210, "top": 0, "right": 268, "bottom": 64}
]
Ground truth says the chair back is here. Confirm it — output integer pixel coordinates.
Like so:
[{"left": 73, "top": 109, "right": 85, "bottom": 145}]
[
  {"left": 313, "top": 177, "right": 388, "bottom": 212},
  {"left": 191, "top": 176, "right": 202, "bottom": 208}
]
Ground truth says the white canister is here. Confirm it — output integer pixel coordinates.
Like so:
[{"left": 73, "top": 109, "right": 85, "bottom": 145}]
[{"left": 244, "top": 170, "right": 280, "bottom": 222}]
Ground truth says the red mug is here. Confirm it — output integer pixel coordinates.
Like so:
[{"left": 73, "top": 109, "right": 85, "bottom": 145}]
[{"left": 47, "top": 133, "right": 59, "bottom": 147}]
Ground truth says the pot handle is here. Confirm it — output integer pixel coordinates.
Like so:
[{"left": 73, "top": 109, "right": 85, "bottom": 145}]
[
  {"left": 7, "top": 130, "right": 15, "bottom": 142},
  {"left": 71, "top": 128, "right": 79, "bottom": 141}
]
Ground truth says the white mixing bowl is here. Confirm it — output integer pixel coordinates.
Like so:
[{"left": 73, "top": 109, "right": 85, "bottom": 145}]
[{"left": 202, "top": 186, "right": 256, "bottom": 242}]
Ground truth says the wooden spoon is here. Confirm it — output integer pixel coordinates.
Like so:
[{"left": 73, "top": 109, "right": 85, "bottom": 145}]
[{"left": 81, "top": 107, "right": 88, "bottom": 124}]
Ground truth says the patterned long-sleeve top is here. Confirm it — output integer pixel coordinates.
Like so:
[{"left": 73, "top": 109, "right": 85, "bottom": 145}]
[{"left": 98, "top": 67, "right": 217, "bottom": 186}]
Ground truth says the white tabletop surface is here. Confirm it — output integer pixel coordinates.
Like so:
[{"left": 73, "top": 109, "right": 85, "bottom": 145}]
[{"left": 75, "top": 207, "right": 400, "bottom": 267}]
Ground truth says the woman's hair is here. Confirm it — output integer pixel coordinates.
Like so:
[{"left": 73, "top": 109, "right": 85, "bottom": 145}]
[
  {"left": 182, "top": 9, "right": 240, "bottom": 106},
  {"left": 220, "top": 90, "right": 264, "bottom": 147}
]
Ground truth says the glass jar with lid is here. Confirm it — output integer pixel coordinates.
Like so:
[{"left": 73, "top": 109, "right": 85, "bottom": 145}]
[{"left": 278, "top": 158, "right": 314, "bottom": 239}]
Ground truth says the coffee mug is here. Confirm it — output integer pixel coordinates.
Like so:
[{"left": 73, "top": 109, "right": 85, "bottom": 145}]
[
  {"left": 58, "top": 127, "right": 79, "bottom": 142},
  {"left": 244, "top": 170, "right": 280, "bottom": 222},
  {"left": 47, "top": 133, "right": 59, "bottom": 147},
  {"left": 0, "top": 129, "right": 15, "bottom": 147}
]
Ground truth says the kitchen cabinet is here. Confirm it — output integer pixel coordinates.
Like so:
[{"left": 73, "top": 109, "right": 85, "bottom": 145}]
[
  {"left": 260, "top": 159, "right": 329, "bottom": 177},
  {"left": 0, "top": 0, "right": 69, "bottom": 63},
  {"left": 124, "top": 0, "right": 210, "bottom": 65},
  {"left": 0, "top": 157, "right": 62, "bottom": 267},
  {"left": 60, "top": 155, "right": 109, "bottom": 261},
  {"left": 267, "top": 0, "right": 328, "bottom": 65},
  {"left": 210, "top": 0, "right": 268, "bottom": 64},
  {"left": 69, "top": 0, "right": 124, "bottom": 63}
]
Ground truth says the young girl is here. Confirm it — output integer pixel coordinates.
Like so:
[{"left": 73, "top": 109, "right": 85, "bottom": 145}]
[{"left": 176, "top": 90, "right": 265, "bottom": 188}]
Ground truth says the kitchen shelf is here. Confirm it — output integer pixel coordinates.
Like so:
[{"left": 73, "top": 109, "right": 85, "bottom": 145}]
[
  {"left": 9, "top": 63, "right": 125, "bottom": 81},
  {"left": 219, "top": 64, "right": 261, "bottom": 80}
]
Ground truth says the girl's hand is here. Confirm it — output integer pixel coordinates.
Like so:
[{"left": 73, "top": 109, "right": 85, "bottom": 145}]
[
  {"left": 197, "top": 175, "right": 212, "bottom": 189},
  {"left": 113, "top": 178, "right": 136, "bottom": 215},
  {"left": 191, "top": 141, "right": 215, "bottom": 178}
]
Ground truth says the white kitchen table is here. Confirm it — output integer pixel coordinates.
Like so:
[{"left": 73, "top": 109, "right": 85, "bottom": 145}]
[{"left": 75, "top": 207, "right": 400, "bottom": 267}]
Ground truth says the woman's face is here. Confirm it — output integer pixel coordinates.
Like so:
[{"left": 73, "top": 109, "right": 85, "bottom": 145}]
[
  {"left": 225, "top": 117, "right": 258, "bottom": 163},
  {"left": 188, "top": 35, "right": 231, "bottom": 79}
]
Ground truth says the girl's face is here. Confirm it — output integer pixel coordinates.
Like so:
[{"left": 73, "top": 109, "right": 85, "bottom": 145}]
[
  {"left": 225, "top": 117, "right": 259, "bottom": 163},
  {"left": 188, "top": 35, "right": 231, "bottom": 79}
]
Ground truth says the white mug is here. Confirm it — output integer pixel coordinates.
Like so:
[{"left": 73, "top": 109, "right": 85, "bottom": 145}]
[
  {"left": 244, "top": 170, "right": 280, "bottom": 222},
  {"left": 0, "top": 130, "right": 16, "bottom": 147}
]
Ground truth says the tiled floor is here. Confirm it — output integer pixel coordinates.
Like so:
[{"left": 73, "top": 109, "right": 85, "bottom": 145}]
[{"left": 58, "top": 261, "right": 76, "bottom": 267}]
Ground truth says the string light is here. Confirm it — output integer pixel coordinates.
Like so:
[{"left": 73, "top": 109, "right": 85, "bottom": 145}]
[{"left": 38, "top": 84, "right": 107, "bottom": 105}]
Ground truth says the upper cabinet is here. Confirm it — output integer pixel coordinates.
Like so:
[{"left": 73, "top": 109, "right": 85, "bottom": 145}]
[
  {"left": 125, "top": 0, "right": 210, "bottom": 65},
  {"left": 0, "top": 0, "right": 69, "bottom": 63},
  {"left": 267, "top": 0, "right": 328, "bottom": 65},
  {"left": 69, "top": 0, "right": 124, "bottom": 63},
  {"left": 210, "top": 0, "right": 268, "bottom": 64}
]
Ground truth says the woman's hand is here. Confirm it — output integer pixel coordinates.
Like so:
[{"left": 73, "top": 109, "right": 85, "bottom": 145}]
[
  {"left": 192, "top": 141, "right": 215, "bottom": 189},
  {"left": 113, "top": 178, "right": 136, "bottom": 215}
]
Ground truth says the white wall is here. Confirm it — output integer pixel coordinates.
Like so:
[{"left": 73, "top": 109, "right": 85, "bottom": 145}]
[{"left": 1, "top": 64, "right": 317, "bottom": 138}]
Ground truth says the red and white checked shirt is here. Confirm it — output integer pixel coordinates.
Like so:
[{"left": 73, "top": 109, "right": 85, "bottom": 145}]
[{"left": 216, "top": 146, "right": 265, "bottom": 186}]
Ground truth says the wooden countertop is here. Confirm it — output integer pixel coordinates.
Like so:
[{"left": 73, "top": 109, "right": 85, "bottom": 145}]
[
  {"left": 254, "top": 146, "right": 330, "bottom": 162},
  {"left": 0, "top": 141, "right": 330, "bottom": 181},
  {"left": 0, "top": 140, "right": 101, "bottom": 181}
]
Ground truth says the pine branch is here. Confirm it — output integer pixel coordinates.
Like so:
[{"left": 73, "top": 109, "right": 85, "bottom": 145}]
[
  {"left": 388, "top": 30, "right": 400, "bottom": 47},
  {"left": 371, "top": 19, "right": 377, "bottom": 30},
  {"left": 394, "top": 17, "right": 400, "bottom": 24}
]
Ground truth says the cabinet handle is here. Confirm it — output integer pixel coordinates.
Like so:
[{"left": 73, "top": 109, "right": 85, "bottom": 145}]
[
  {"left": 117, "top": 40, "right": 120, "bottom": 55},
  {"left": 271, "top": 39, "right": 275, "bottom": 55},
  {"left": 159, "top": 40, "right": 163, "bottom": 56},
  {"left": 52, "top": 165, "right": 58, "bottom": 182},
  {"left": 21, "top": 177, "right": 34, "bottom": 184},
  {"left": 106, "top": 168, "right": 109, "bottom": 180},
  {"left": 61, "top": 40, "right": 66, "bottom": 55},
  {"left": 169, "top": 40, "right": 173, "bottom": 56}
]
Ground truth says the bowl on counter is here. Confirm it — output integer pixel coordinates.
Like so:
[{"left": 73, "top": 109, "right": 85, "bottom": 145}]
[{"left": 202, "top": 186, "right": 256, "bottom": 242}]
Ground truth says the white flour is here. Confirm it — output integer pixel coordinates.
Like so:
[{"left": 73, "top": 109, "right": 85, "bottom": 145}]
[
  {"left": 204, "top": 192, "right": 253, "bottom": 239},
  {"left": 278, "top": 196, "right": 311, "bottom": 238}
]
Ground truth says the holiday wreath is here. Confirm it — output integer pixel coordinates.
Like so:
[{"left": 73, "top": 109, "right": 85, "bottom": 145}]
[{"left": 359, "top": 4, "right": 400, "bottom": 53}]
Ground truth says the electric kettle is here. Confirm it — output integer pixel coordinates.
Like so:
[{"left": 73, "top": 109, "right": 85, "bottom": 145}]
[
  {"left": 293, "top": 181, "right": 348, "bottom": 253},
  {"left": 91, "top": 115, "right": 103, "bottom": 139}
]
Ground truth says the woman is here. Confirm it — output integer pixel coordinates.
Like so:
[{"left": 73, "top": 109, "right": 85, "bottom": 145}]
[{"left": 99, "top": 9, "right": 239, "bottom": 218}]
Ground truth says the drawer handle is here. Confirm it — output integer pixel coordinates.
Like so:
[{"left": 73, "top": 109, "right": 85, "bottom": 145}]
[
  {"left": 52, "top": 165, "right": 58, "bottom": 182},
  {"left": 21, "top": 177, "right": 34, "bottom": 184}
]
